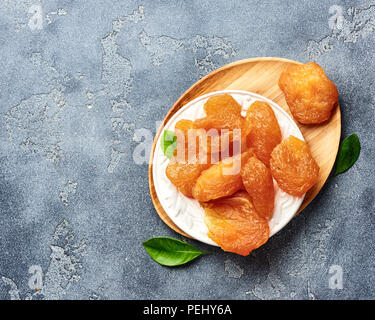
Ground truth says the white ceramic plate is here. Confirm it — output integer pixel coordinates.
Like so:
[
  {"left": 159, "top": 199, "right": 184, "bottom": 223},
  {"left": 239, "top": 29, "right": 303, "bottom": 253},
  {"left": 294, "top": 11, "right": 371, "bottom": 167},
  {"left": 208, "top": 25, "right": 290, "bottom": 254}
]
[{"left": 152, "top": 90, "right": 305, "bottom": 246}]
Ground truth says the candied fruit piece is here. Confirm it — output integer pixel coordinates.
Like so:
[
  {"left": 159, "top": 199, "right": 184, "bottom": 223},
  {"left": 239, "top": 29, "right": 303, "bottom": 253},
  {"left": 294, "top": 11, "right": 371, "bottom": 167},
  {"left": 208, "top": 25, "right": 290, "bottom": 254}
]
[
  {"left": 202, "top": 129, "right": 248, "bottom": 162},
  {"left": 245, "top": 101, "right": 282, "bottom": 167},
  {"left": 194, "top": 94, "right": 250, "bottom": 160},
  {"left": 174, "top": 119, "right": 196, "bottom": 146},
  {"left": 173, "top": 120, "right": 242, "bottom": 164},
  {"left": 278, "top": 62, "right": 338, "bottom": 124},
  {"left": 241, "top": 156, "right": 275, "bottom": 220},
  {"left": 188, "top": 129, "right": 231, "bottom": 163},
  {"left": 175, "top": 119, "right": 195, "bottom": 135},
  {"left": 167, "top": 124, "right": 213, "bottom": 197},
  {"left": 226, "top": 130, "right": 248, "bottom": 158},
  {"left": 166, "top": 158, "right": 210, "bottom": 198},
  {"left": 203, "top": 191, "right": 269, "bottom": 256},
  {"left": 174, "top": 120, "right": 198, "bottom": 159},
  {"left": 270, "top": 136, "right": 319, "bottom": 197},
  {"left": 192, "top": 150, "right": 253, "bottom": 202},
  {"left": 194, "top": 94, "right": 244, "bottom": 131},
  {"left": 173, "top": 123, "right": 214, "bottom": 165},
  {"left": 185, "top": 129, "right": 212, "bottom": 163}
]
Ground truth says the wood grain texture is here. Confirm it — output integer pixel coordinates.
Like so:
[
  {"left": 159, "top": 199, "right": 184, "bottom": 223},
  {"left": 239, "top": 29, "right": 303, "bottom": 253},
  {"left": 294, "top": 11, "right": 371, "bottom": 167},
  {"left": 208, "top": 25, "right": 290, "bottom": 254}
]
[{"left": 148, "top": 57, "right": 341, "bottom": 238}]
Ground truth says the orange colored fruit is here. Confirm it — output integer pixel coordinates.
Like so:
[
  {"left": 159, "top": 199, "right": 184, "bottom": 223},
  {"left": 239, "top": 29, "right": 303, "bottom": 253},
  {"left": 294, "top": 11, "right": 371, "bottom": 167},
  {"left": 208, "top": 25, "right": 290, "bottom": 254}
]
[
  {"left": 174, "top": 119, "right": 244, "bottom": 164},
  {"left": 270, "top": 136, "right": 319, "bottom": 197},
  {"left": 203, "top": 191, "right": 269, "bottom": 256},
  {"left": 241, "top": 156, "right": 275, "bottom": 220},
  {"left": 174, "top": 120, "right": 195, "bottom": 149},
  {"left": 245, "top": 101, "right": 282, "bottom": 167},
  {"left": 192, "top": 151, "right": 252, "bottom": 202},
  {"left": 192, "top": 129, "right": 232, "bottom": 163},
  {"left": 175, "top": 119, "right": 195, "bottom": 136},
  {"left": 173, "top": 120, "right": 213, "bottom": 164},
  {"left": 194, "top": 94, "right": 250, "bottom": 160},
  {"left": 166, "top": 158, "right": 210, "bottom": 198},
  {"left": 167, "top": 122, "right": 214, "bottom": 197},
  {"left": 278, "top": 62, "right": 338, "bottom": 124},
  {"left": 203, "top": 129, "right": 248, "bottom": 162},
  {"left": 194, "top": 94, "right": 244, "bottom": 131}
]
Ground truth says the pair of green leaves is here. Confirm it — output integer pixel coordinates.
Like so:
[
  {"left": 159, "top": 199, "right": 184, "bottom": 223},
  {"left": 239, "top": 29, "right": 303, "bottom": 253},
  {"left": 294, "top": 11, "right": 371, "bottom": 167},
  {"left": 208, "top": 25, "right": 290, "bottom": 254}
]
[{"left": 142, "top": 237, "right": 210, "bottom": 267}]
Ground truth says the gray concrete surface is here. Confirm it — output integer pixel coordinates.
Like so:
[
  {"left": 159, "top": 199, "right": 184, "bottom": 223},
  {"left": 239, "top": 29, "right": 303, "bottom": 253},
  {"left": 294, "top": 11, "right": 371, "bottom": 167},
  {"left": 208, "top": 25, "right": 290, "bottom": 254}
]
[{"left": 0, "top": 0, "right": 374, "bottom": 300}]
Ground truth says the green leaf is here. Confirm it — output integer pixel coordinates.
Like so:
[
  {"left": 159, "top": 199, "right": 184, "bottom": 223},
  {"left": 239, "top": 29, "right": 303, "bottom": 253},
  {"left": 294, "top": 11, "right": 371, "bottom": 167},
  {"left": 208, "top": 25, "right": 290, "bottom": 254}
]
[
  {"left": 335, "top": 133, "right": 361, "bottom": 175},
  {"left": 142, "top": 237, "right": 210, "bottom": 267},
  {"left": 160, "top": 130, "right": 177, "bottom": 159}
]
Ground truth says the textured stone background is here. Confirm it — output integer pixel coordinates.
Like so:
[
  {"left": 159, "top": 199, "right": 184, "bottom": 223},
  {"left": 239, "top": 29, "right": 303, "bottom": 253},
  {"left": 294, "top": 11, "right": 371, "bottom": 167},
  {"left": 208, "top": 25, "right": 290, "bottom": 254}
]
[{"left": 0, "top": 0, "right": 374, "bottom": 300}]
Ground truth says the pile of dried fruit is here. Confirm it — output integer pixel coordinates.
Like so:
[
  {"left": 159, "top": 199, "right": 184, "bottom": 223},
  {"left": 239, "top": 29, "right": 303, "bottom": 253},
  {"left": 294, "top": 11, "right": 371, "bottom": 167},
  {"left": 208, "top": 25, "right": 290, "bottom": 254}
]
[{"left": 165, "top": 62, "right": 338, "bottom": 256}]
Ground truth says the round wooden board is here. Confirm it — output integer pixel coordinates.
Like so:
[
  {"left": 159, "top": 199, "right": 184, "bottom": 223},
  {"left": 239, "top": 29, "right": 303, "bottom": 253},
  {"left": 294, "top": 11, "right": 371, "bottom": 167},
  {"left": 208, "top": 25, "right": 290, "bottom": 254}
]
[{"left": 148, "top": 57, "right": 341, "bottom": 239}]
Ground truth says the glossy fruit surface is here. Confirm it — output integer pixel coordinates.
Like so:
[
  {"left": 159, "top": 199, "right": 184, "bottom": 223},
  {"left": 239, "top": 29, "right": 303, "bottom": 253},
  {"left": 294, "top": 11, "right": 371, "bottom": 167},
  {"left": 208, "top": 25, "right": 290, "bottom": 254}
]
[
  {"left": 279, "top": 62, "right": 338, "bottom": 124},
  {"left": 192, "top": 151, "right": 252, "bottom": 202},
  {"left": 241, "top": 156, "right": 275, "bottom": 220},
  {"left": 270, "top": 136, "right": 319, "bottom": 196},
  {"left": 245, "top": 101, "right": 282, "bottom": 167},
  {"left": 166, "top": 158, "right": 210, "bottom": 198},
  {"left": 203, "top": 191, "right": 269, "bottom": 256},
  {"left": 194, "top": 94, "right": 244, "bottom": 131}
]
